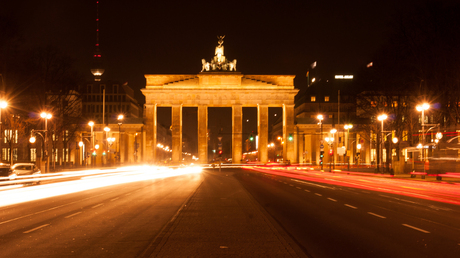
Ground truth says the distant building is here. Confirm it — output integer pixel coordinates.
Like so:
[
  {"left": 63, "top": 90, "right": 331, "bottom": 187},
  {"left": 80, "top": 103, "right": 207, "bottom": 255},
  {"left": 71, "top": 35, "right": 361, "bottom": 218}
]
[{"left": 80, "top": 81, "right": 141, "bottom": 122}]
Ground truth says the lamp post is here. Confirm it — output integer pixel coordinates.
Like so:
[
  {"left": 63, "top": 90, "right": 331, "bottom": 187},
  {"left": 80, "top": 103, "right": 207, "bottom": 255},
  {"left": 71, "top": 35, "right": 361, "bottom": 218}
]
[
  {"left": 40, "top": 112, "right": 52, "bottom": 172},
  {"left": 117, "top": 114, "right": 123, "bottom": 163},
  {"left": 330, "top": 128, "right": 337, "bottom": 169},
  {"left": 0, "top": 101, "right": 7, "bottom": 161},
  {"left": 78, "top": 141, "right": 84, "bottom": 167},
  {"left": 344, "top": 124, "right": 353, "bottom": 170},
  {"left": 377, "top": 114, "right": 387, "bottom": 173},
  {"left": 416, "top": 103, "right": 430, "bottom": 173},
  {"left": 104, "top": 126, "right": 110, "bottom": 166},
  {"left": 317, "top": 114, "right": 324, "bottom": 170},
  {"left": 357, "top": 143, "right": 362, "bottom": 167},
  {"left": 88, "top": 121, "right": 94, "bottom": 167},
  {"left": 325, "top": 135, "right": 334, "bottom": 172}
]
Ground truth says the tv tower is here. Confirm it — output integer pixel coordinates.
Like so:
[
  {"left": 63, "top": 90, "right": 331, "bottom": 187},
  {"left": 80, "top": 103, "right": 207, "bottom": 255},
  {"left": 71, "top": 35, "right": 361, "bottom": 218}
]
[{"left": 91, "top": 0, "right": 104, "bottom": 81}]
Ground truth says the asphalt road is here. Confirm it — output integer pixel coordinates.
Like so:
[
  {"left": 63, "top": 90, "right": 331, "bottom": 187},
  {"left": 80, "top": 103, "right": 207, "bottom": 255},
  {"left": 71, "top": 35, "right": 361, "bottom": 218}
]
[
  {"left": 0, "top": 166, "right": 459, "bottom": 257},
  {"left": 0, "top": 169, "right": 203, "bottom": 257},
  {"left": 234, "top": 168, "right": 460, "bottom": 257}
]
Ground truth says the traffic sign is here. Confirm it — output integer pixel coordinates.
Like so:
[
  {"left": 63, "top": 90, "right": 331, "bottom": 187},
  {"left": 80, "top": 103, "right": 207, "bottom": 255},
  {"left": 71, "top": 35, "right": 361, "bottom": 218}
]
[{"left": 320, "top": 144, "right": 324, "bottom": 150}]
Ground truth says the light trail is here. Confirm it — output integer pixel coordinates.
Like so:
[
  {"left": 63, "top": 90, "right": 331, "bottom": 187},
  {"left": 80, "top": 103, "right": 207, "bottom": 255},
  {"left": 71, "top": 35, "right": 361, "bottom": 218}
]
[
  {"left": 0, "top": 165, "right": 202, "bottom": 208},
  {"left": 244, "top": 165, "right": 460, "bottom": 205}
]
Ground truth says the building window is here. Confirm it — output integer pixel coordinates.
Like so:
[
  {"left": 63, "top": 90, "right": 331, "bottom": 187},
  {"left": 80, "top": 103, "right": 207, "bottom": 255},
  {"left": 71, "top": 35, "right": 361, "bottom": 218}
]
[
  {"left": 31, "top": 148, "right": 37, "bottom": 162},
  {"left": 311, "top": 96, "right": 316, "bottom": 102},
  {"left": 62, "top": 148, "right": 69, "bottom": 162},
  {"left": 114, "top": 84, "right": 119, "bottom": 93},
  {"left": 325, "top": 96, "right": 330, "bottom": 102},
  {"left": 54, "top": 149, "right": 59, "bottom": 162},
  {"left": 329, "top": 115, "right": 333, "bottom": 118},
  {"left": 100, "top": 84, "right": 106, "bottom": 93},
  {"left": 87, "top": 84, "right": 93, "bottom": 93},
  {"left": 2, "top": 148, "right": 9, "bottom": 161},
  {"left": 13, "top": 148, "right": 18, "bottom": 161}
]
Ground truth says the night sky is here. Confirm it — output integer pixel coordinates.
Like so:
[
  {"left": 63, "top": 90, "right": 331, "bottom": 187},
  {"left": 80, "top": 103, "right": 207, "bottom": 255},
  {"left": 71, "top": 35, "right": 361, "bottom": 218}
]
[
  {"left": 1, "top": 0, "right": 425, "bottom": 103},
  {"left": 0, "top": 0, "right": 442, "bottom": 156}
]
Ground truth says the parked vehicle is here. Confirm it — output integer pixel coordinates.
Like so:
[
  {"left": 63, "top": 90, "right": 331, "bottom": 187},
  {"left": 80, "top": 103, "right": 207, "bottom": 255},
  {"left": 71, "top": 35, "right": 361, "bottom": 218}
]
[{"left": 10, "top": 163, "right": 41, "bottom": 185}]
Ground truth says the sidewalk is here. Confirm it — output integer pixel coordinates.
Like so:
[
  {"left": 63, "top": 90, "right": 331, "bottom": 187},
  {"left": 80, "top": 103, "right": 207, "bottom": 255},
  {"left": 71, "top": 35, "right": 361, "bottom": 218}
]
[{"left": 145, "top": 171, "right": 306, "bottom": 257}]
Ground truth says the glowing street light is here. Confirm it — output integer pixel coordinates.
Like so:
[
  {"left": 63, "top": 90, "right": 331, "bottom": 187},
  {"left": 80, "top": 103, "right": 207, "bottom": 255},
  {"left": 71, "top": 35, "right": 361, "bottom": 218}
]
[
  {"left": 317, "top": 114, "right": 324, "bottom": 170},
  {"left": 117, "top": 114, "right": 123, "bottom": 163},
  {"left": 377, "top": 114, "right": 388, "bottom": 172},
  {"left": 416, "top": 103, "right": 430, "bottom": 173},
  {"left": 40, "top": 112, "right": 52, "bottom": 172}
]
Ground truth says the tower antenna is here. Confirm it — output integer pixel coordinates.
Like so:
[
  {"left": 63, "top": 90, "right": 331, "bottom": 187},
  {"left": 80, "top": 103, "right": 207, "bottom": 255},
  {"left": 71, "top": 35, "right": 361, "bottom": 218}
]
[{"left": 91, "top": 0, "right": 104, "bottom": 81}]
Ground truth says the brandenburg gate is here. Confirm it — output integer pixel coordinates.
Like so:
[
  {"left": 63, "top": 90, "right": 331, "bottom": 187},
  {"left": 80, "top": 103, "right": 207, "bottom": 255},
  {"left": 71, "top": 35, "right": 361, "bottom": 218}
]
[{"left": 142, "top": 37, "right": 298, "bottom": 164}]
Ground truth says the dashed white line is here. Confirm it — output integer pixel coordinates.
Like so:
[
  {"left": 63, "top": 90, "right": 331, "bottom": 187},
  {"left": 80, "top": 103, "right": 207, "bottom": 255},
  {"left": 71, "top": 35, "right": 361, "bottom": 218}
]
[
  {"left": 315, "top": 193, "right": 322, "bottom": 196},
  {"left": 304, "top": 189, "right": 310, "bottom": 192},
  {"left": 345, "top": 204, "right": 357, "bottom": 209},
  {"left": 296, "top": 187, "right": 301, "bottom": 189},
  {"left": 110, "top": 197, "right": 119, "bottom": 201},
  {"left": 327, "top": 198, "right": 337, "bottom": 202},
  {"left": 65, "top": 212, "right": 82, "bottom": 218},
  {"left": 289, "top": 184, "right": 294, "bottom": 187},
  {"left": 368, "top": 212, "right": 386, "bottom": 219},
  {"left": 23, "top": 224, "right": 50, "bottom": 234},
  {"left": 92, "top": 203, "right": 104, "bottom": 208},
  {"left": 402, "top": 224, "right": 430, "bottom": 233}
]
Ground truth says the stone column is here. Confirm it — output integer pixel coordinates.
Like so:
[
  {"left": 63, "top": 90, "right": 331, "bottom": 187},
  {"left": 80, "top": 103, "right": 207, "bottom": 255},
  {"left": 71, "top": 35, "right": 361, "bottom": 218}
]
[
  {"left": 258, "top": 105, "right": 268, "bottom": 163},
  {"left": 128, "top": 133, "right": 135, "bottom": 163},
  {"left": 152, "top": 104, "right": 157, "bottom": 163},
  {"left": 198, "top": 106, "right": 208, "bottom": 164},
  {"left": 298, "top": 130, "right": 304, "bottom": 164},
  {"left": 283, "top": 104, "right": 296, "bottom": 163},
  {"left": 232, "top": 105, "right": 242, "bottom": 164},
  {"left": 171, "top": 105, "right": 182, "bottom": 163}
]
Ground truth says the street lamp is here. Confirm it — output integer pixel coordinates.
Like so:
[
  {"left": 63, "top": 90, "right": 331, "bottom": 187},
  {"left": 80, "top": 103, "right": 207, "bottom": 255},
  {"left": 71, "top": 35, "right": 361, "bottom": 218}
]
[
  {"left": 416, "top": 103, "right": 430, "bottom": 173},
  {"left": 344, "top": 124, "right": 353, "bottom": 170},
  {"left": 88, "top": 121, "right": 94, "bottom": 167},
  {"left": 104, "top": 126, "right": 110, "bottom": 165},
  {"left": 330, "top": 128, "right": 337, "bottom": 170},
  {"left": 317, "top": 114, "right": 324, "bottom": 170},
  {"left": 435, "top": 132, "right": 443, "bottom": 144},
  {"left": 117, "top": 114, "right": 123, "bottom": 163},
  {"left": 325, "top": 134, "right": 334, "bottom": 172},
  {"left": 377, "top": 114, "right": 387, "bottom": 172},
  {"left": 40, "top": 112, "right": 52, "bottom": 172},
  {"left": 0, "top": 101, "right": 7, "bottom": 161}
]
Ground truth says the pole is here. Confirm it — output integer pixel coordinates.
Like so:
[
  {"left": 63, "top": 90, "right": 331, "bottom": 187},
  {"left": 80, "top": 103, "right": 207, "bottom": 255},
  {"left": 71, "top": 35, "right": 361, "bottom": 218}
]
[
  {"left": 118, "top": 123, "right": 121, "bottom": 163},
  {"left": 0, "top": 108, "right": 2, "bottom": 162},
  {"left": 381, "top": 120, "right": 384, "bottom": 174},
  {"left": 422, "top": 109, "right": 425, "bottom": 173},
  {"left": 91, "top": 125, "right": 94, "bottom": 167},
  {"left": 320, "top": 120, "right": 323, "bottom": 170},
  {"left": 45, "top": 118, "right": 49, "bottom": 173}
]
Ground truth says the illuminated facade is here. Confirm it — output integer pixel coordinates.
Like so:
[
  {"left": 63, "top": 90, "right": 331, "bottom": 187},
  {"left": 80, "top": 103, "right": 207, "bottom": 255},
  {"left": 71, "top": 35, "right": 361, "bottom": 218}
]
[{"left": 142, "top": 37, "right": 298, "bottom": 164}]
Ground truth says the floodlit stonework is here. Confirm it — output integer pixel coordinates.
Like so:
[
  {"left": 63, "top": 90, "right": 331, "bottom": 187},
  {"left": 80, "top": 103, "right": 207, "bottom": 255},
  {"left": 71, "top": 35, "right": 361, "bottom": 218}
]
[{"left": 141, "top": 38, "right": 298, "bottom": 164}]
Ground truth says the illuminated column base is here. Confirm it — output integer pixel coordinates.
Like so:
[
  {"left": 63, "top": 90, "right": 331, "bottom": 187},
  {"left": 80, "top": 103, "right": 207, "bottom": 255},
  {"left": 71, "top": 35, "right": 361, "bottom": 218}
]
[
  {"left": 283, "top": 104, "right": 296, "bottom": 163},
  {"left": 258, "top": 105, "right": 268, "bottom": 163},
  {"left": 232, "top": 105, "right": 242, "bottom": 164},
  {"left": 198, "top": 106, "right": 208, "bottom": 164},
  {"left": 171, "top": 105, "right": 182, "bottom": 163}
]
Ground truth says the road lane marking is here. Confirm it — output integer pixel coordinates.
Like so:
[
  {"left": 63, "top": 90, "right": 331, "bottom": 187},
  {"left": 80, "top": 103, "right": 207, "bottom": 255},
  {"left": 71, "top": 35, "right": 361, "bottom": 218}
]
[
  {"left": 315, "top": 193, "right": 322, "bottom": 196},
  {"left": 402, "top": 224, "right": 430, "bottom": 233},
  {"left": 345, "top": 204, "right": 357, "bottom": 209},
  {"left": 65, "top": 212, "right": 82, "bottom": 218},
  {"left": 304, "top": 189, "right": 310, "bottom": 192},
  {"left": 110, "top": 197, "right": 119, "bottom": 201},
  {"left": 289, "top": 184, "right": 294, "bottom": 186},
  {"left": 327, "top": 198, "right": 337, "bottom": 202},
  {"left": 92, "top": 204, "right": 104, "bottom": 208},
  {"left": 296, "top": 187, "right": 301, "bottom": 189},
  {"left": 23, "top": 224, "right": 50, "bottom": 234},
  {"left": 291, "top": 179, "right": 334, "bottom": 189},
  {"left": 368, "top": 212, "right": 386, "bottom": 219},
  {"left": 284, "top": 182, "right": 287, "bottom": 184}
]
